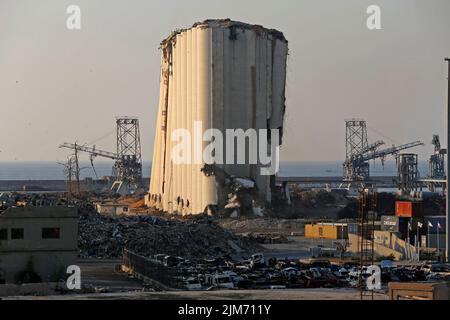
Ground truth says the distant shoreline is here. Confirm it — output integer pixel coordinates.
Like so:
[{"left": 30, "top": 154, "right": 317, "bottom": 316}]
[{"left": 0, "top": 161, "right": 429, "bottom": 181}]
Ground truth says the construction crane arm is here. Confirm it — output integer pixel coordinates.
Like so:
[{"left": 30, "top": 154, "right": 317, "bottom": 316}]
[
  {"left": 360, "top": 140, "right": 385, "bottom": 154},
  {"left": 59, "top": 143, "right": 119, "bottom": 160},
  {"left": 361, "top": 141, "right": 424, "bottom": 162}
]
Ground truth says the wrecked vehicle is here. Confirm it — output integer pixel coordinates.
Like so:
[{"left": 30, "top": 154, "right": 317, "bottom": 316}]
[
  {"left": 184, "top": 277, "right": 203, "bottom": 291},
  {"left": 250, "top": 253, "right": 266, "bottom": 269},
  {"left": 205, "top": 274, "right": 235, "bottom": 289}
]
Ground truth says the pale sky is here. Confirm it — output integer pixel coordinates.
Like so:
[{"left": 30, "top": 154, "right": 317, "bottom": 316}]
[{"left": 0, "top": 0, "right": 449, "bottom": 163}]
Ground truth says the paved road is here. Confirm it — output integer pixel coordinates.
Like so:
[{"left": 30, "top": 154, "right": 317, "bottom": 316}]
[
  {"left": 4, "top": 288, "right": 388, "bottom": 300},
  {"left": 261, "top": 236, "right": 338, "bottom": 260},
  {"left": 77, "top": 259, "right": 144, "bottom": 292}
]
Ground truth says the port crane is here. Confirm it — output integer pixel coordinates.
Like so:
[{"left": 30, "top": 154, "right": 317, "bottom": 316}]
[
  {"left": 344, "top": 141, "right": 424, "bottom": 182},
  {"left": 343, "top": 120, "right": 424, "bottom": 186},
  {"left": 60, "top": 118, "right": 142, "bottom": 195},
  {"left": 418, "top": 135, "right": 447, "bottom": 193},
  {"left": 430, "top": 135, "right": 446, "bottom": 180}
]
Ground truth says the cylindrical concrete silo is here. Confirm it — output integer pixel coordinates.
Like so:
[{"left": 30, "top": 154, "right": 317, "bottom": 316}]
[{"left": 147, "top": 19, "right": 288, "bottom": 215}]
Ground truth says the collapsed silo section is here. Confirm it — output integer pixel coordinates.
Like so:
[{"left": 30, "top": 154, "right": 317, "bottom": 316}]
[{"left": 146, "top": 19, "right": 288, "bottom": 216}]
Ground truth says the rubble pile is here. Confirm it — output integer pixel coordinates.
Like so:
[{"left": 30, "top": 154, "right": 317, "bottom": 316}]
[
  {"left": 201, "top": 165, "right": 266, "bottom": 218},
  {"left": 78, "top": 208, "right": 260, "bottom": 259},
  {"left": 218, "top": 218, "right": 306, "bottom": 236},
  {"left": 242, "top": 233, "right": 289, "bottom": 244},
  {"left": 298, "top": 190, "right": 343, "bottom": 207}
]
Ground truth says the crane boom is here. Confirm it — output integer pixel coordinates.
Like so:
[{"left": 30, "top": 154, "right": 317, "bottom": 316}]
[
  {"left": 360, "top": 141, "right": 424, "bottom": 162},
  {"left": 59, "top": 143, "right": 119, "bottom": 160},
  {"left": 360, "top": 140, "right": 385, "bottom": 155}
]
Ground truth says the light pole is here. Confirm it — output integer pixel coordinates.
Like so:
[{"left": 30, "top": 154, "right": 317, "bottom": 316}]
[
  {"left": 446, "top": 58, "right": 450, "bottom": 263},
  {"left": 416, "top": 223, "right": 420, "bottom": 261},
  {"left": 437, "top": 223, "right": 440, "bottom": 262}
]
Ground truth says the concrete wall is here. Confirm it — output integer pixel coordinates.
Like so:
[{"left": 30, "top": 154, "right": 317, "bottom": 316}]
[
  {"left": 0, "top": 207, "right": 78, "bottom": 283},
  {"left": 147, "top": 20, "right": 288, "bottom": 215},
  {"left": 348, "top": 233, "right": 404, "bottom": 261},
  {"left": 348, "top": 230, "right": 423, "bottom": 261}
]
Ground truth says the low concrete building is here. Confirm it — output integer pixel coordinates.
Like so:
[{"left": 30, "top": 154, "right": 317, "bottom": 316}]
[
  {"left": 0, "top": 206, "right": 78, "bottom": 284},
  {"left": 95, "top": 202, "right": 130, "bottom": 216}
]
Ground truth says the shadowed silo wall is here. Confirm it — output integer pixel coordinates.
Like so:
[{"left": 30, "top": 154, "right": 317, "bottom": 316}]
[{"left": 147, "top": 20, "right": 288, "bottom": 215}]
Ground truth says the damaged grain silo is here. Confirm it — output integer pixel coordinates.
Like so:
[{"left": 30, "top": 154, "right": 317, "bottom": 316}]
[{"left": 146, "top": 19, "right": 288, "bottom": 216}]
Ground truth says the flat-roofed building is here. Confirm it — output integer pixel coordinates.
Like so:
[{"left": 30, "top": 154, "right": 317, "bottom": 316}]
[{"left": 0, "top": 206, "right": 78, "bottom": 284}]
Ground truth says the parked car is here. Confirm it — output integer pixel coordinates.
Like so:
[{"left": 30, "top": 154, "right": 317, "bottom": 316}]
[
  {"left": 184, "top": 277, "right": 202, "bottom": 291},
  {"left": 205, "top": 274, "right": 235, "bottom": 289},
  {"left": 250, "top": 253, "right": 266, "bottom": 269}
]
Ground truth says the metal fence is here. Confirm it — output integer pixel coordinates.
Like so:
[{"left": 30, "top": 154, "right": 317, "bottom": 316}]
[{"left": 122, "top": 249, "right": 181, "bottom": 289}]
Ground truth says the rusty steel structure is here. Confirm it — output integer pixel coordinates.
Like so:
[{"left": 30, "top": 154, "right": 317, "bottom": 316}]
[{"left": 358, "top": 188, "right": 377, "bottom": 300}]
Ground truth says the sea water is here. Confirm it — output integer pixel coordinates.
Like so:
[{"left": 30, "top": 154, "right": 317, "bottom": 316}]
[{"left": 0, "top": 161, "right": 430, "bottom": 181}]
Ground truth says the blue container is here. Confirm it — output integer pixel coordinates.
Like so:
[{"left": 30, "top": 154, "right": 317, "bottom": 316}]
[{"left": 348, "top": 223, "right": 359, "bottom": 235}]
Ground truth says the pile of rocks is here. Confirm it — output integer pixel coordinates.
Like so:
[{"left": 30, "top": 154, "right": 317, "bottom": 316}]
[{"left": 78, "top": 208, "right": 260, "bottom": 259}]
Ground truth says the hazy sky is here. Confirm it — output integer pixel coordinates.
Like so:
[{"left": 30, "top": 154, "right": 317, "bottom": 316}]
[{"left": 1, "top": 0, "right": 449, "bottom": 163}]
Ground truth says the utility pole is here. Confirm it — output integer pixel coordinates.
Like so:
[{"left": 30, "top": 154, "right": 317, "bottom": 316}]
[
  {"left": 74, "top": 143, "right": 81, "bottom": 196},
  {"left": 67, "top": 157, "right": 73, "bottom": 200},
  {"left": 446, "top": 58, "right": 450, "bottom": 263},
  {"left": 58, "top": 155, "right": 76, "bottom": 201}
]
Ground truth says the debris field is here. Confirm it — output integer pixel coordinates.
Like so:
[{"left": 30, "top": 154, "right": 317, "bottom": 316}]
[{"left": 78, "top": 205, "right": 261, "bottom": 259}]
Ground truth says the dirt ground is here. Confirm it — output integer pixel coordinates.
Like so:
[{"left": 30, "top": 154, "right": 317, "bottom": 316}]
[
  {"left": 217, "top": 218, "right": 308, "bottom": 236},
  {"left": 78, "top": 259, "right": 143, "bottom": 292},
  {"left": 4, "top": 289, "right": 388, "bottom": 300}
]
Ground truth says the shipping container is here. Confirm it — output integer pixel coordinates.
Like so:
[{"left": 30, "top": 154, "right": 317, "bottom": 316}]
[
  {"left": 347, "top": 222, "right": 382, "bottom": 235},
  {"left": 305, "top": 223, "right": 348, "bottom": 240},
  {"left": 395, "top": 201, "right": 424, "bottom": 218}
]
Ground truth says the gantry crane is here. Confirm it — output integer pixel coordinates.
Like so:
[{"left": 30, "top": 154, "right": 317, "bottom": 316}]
[
  {"left": 60, "top": 117, "right": 142, "bottom": 195},
  {"left": 343, "top": 120, "right": 424, "bottom": 186},
  {"left": 420, "top": 135, "right": 447, "bottom": 193},
  {"left": 430, "top": 135, "right": 446, "bottom": 180}
]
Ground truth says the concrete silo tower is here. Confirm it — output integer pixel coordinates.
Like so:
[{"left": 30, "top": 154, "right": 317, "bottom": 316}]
[{"left": 146, "top": 19, "right": 288, "bottom": 215}]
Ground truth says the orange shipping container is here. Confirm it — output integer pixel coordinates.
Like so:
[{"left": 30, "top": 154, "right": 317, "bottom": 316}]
[
  {"left": 395, "top": 201, "right": 424, "bottom": 218},
  {"left": 305, "top": 224, "right": 348, "bottom": 240}
]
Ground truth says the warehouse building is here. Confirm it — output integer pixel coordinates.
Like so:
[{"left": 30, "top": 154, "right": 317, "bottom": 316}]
[{"left": 146, "top": 19, "right": 289, "bottom": 215}]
